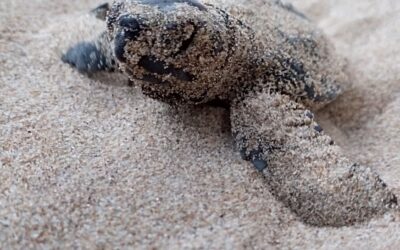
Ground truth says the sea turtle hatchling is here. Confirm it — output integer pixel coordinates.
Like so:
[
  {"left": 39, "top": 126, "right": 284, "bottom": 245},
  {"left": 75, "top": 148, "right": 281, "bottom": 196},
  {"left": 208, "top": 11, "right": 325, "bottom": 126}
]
[{"left": 62, "top": 0, "right": 397, "bottom": 226}]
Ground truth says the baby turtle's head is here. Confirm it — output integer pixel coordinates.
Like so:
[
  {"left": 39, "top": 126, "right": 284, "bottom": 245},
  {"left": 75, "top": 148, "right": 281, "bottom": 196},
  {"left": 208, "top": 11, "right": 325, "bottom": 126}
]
[{"left": 107, "top": 0, "right": 256, "bottom": 104}]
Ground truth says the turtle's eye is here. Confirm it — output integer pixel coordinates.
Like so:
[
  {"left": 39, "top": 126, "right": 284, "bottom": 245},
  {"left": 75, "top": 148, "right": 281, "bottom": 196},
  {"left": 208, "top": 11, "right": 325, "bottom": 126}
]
[
  {"left": 114, "top": 15, "right": 144, "bottom": 62},
  {"left": 118, "top": 14, "right": 143, "bottom": 40},
  {"left": 119, "top": 15, "right": 140, "bottom": 30}
]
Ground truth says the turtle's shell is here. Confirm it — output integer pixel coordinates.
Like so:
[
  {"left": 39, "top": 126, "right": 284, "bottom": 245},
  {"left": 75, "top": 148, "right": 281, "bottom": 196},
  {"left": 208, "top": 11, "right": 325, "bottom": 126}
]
[
  {"left": 106, "top": 0, "right": 349, "bottom": 107},
  {"left": 220, "top": 0, "right": 350, "bottom": 107}
]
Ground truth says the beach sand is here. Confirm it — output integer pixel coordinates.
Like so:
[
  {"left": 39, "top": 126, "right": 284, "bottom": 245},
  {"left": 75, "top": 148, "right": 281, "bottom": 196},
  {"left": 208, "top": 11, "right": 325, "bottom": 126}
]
[{"left": 1, "top": 0, "right": 399, "bottom": 248}]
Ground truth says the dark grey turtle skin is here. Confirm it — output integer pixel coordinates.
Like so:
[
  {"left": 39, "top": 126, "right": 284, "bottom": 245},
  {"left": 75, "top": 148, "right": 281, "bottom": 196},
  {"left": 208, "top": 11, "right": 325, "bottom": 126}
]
[{"left": 62, "top": 0, "right": 397, "bottom": 226}]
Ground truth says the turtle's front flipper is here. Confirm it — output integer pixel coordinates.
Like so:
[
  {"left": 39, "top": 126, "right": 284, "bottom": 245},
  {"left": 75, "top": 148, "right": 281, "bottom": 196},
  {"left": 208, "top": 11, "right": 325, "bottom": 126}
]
[
  {"left": 231, "top": 91, "right": 397, "bottom": 226},
  {"left": 62, "top": 32, "right": 117, "bottom": 74},
  {"left": 90, "top": 3, "right": 110, "bottom": 21}
]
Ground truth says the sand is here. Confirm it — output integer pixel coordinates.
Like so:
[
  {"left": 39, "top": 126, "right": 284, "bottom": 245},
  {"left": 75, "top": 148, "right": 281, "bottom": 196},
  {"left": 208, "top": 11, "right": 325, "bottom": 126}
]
[{"left": 0, "top": 0, "right": 399, "bottom": 249}]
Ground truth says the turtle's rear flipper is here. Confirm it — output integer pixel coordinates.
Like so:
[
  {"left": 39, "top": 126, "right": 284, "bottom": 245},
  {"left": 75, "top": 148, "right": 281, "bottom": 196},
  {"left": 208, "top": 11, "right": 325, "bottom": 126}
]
[
  {"left": 62, "top": 32, "right": 117, "bottom": 74},
  {"left": 231, "top": 91, "right": 397, "bottom": 226}
]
